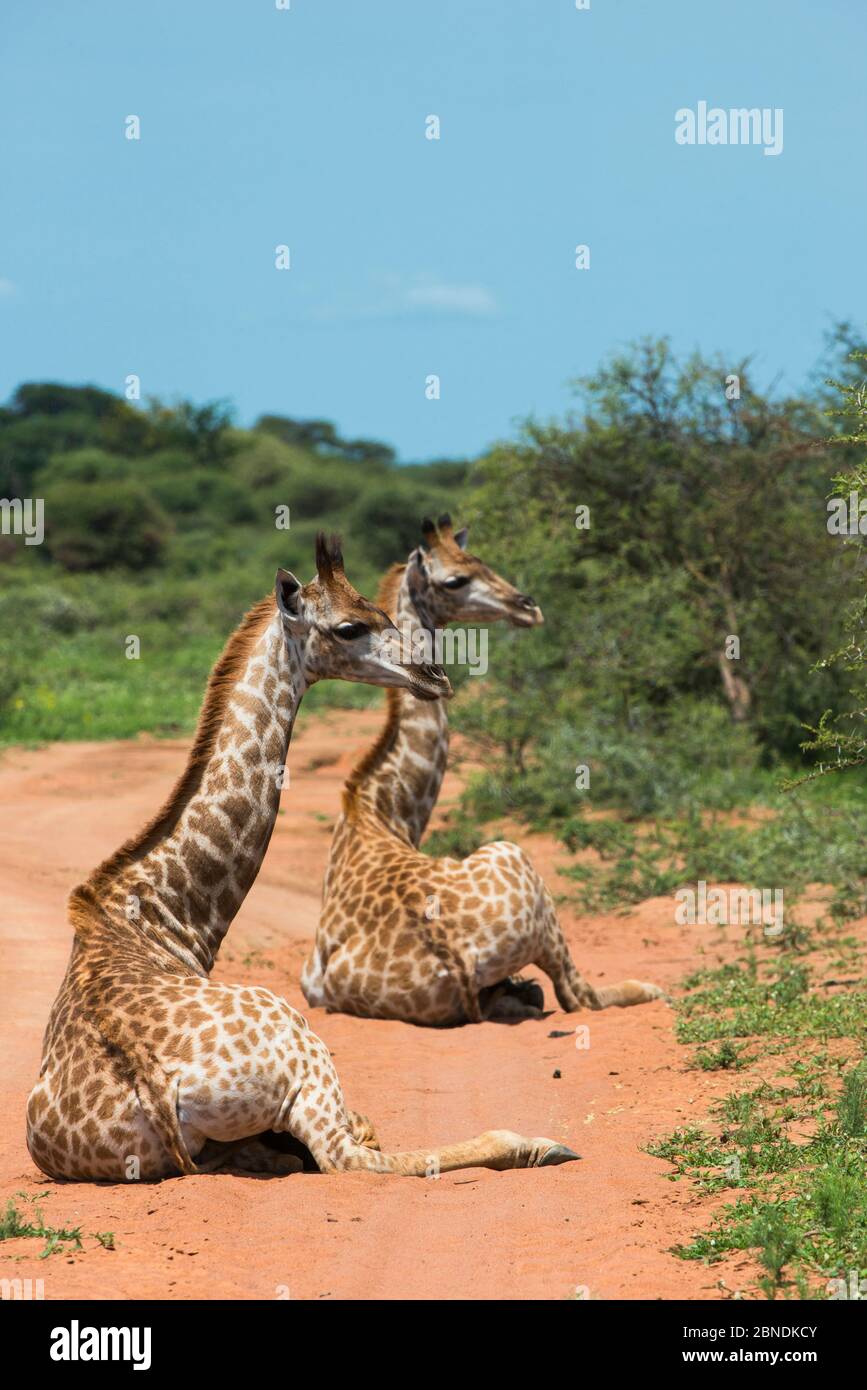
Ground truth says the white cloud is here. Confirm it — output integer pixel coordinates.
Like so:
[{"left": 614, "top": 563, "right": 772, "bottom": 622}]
[
  {"left": 402, "top": 277, "right": 497, "bottom": 316},
  {"left": 310, "top": 272, "right": 498, "bottom": 323},
  {"left": 0, "top": 278, "right": 15, "bottom": 297}
]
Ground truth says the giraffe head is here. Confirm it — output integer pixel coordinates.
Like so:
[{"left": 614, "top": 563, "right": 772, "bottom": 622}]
[
  {"left": 276, "top": 533, "right": 452, "bottom": 701},
  {"left": 407, "top": 514, "right": 543, "bottom": 629}
]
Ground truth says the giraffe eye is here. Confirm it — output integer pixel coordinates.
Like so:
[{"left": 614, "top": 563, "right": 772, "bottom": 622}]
[
  {"left": 442, "top": 575, "right": 471, "bottom": 590},
  {"left": 334, "top": 621, "right": 370, "bottom": 641}
]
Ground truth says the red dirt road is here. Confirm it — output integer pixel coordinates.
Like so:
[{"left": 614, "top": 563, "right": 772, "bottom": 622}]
[{"left": 1, "top": 709, "right": 760, "bottom": 1300}]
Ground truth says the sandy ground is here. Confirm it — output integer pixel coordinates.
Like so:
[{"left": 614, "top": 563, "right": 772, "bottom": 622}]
[{"left": 0, "top": 708, "right": 768, "bottom": 1301}]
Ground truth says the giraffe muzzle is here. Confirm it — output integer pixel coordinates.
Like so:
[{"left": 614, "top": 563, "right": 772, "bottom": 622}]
[
  {"left": 509, "top": 594, "right": 544, "bottom": 628},
  {"left": 409, "top": 661, "right": 453, "bottom": 701}
]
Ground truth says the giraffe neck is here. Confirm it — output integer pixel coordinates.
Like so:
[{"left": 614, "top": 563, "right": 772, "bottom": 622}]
[
  {"left": 88, "top": 602, "right": 305, "bottom": 975},
  {"left": 347, "top": 566, "right": 449, "bottom": 848}
]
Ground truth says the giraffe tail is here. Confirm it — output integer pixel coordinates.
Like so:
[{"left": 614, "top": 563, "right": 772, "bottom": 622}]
[
  {"left": 132, "top": 1052, "right": 200, "bottom": 1177},
  {"left": 300, "top": 944, "right": 328, "bottom": 1009},
  {"left": 96, "top": 1015, "right": 201, "bottom": 1176}
]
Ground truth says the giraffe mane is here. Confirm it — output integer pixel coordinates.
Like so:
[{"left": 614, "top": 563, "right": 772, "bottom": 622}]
[
  {"left": 375, "top": 562, "right": 406, "bottom": 617},
  {"left": 342, "top": 688, "right": 402, "bottom": 819},
  {"left": 77, "top": 593, "right": 278, "bottom": 901},
  {"left": 341, "top": 562, "right": 409, "bottom": 817}
]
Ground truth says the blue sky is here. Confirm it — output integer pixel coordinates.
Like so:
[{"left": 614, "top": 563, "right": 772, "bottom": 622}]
[{"left": 1, "top": 0, "right": 865, "bottom": 461}]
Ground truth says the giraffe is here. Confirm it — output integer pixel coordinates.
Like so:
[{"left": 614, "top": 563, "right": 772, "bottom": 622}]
[
  {"left": 26, "top": 534, "right": 579, "bottom": 1181},
  {"left": 302, "top": 516, "right": 664, "bottom": 1025}
]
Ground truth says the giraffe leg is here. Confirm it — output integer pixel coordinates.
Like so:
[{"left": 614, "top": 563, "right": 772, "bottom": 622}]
[
  {"left": 278, "top": 1028, "right": 578, "bottom": 1176},
  {"left": 299, "top": 1120, "right": 580, "bottom": 1176},
  {"left": 534, "top": 888, "right": 665, "bottom": 1012},
  {"left": 593, "top": 979, "right": 667, "bottom": 1007}
]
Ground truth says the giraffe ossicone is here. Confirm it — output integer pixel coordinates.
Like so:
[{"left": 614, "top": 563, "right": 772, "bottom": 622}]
[{"left": 27, "top": 533, "right": 577, "bottom": 1181}]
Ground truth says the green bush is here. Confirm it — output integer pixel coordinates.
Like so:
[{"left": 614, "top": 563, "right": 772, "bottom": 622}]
[
  {"left": 37, "top": 446, "right": 131, "bottom": 485},
  {"left": 348, "top": 478, "right": 451, "bottom": 568},
  {"left": 42, "top": 480, "right": 171, "bottom": 571}
]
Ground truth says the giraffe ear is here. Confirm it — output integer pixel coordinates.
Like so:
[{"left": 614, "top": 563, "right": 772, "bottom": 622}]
[
  {"left": 453, "top": 526, "right": 468, "bottom": 551},
  {"left": 275, "top": 568, "right": 308, "bottom": 628}
]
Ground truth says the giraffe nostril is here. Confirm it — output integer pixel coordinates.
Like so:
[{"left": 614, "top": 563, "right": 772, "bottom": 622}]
[
  {"left": 412, "top": 662, "right": 451, "bottom": 698},
  {"left": 419, "top": 662, "right": 446, "bottom": 682}
]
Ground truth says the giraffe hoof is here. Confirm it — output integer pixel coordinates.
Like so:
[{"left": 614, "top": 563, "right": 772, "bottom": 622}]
[
  {"left": 619, "top": 980, "right": 668, "bottom": 1007},
  {"left": 641, "top": 982, "right": 669, "bottom": 1003},
  {"left": 538, "top": 1143, "right": 581, "bottom": 1167}
]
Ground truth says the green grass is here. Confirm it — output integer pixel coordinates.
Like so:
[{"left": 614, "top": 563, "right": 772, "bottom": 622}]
[
  {"left": 0, "top": 1194, "right": 83, "bottom": 1258},
  {"left": 676, "top": 958, "right": 867, "bottom": 1044},
  {"left": 667, "top": 1145, "right": 867, "bottom": 1300},
  {"left": 647, "top": 941, "right": 867, "bottom": 1296},
  {"left": 0, "top": 1192, "right": 116, "bottom": 1258},
  {"left": 688, "top": 1040, "right": 750, "bottom": 1072}
]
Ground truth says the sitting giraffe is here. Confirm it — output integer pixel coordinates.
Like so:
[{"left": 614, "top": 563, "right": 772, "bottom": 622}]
[
  {"left": 302, "top": 516, "right": 663, "bottom": 1025},
  {"left": 27, "top": 535, "right": 578, "bottom": 1180}
]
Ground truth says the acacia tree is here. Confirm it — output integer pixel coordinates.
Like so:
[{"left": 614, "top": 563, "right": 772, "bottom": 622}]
[{"left": 454, "top": 338, "right": 858, "bottom": 817}]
